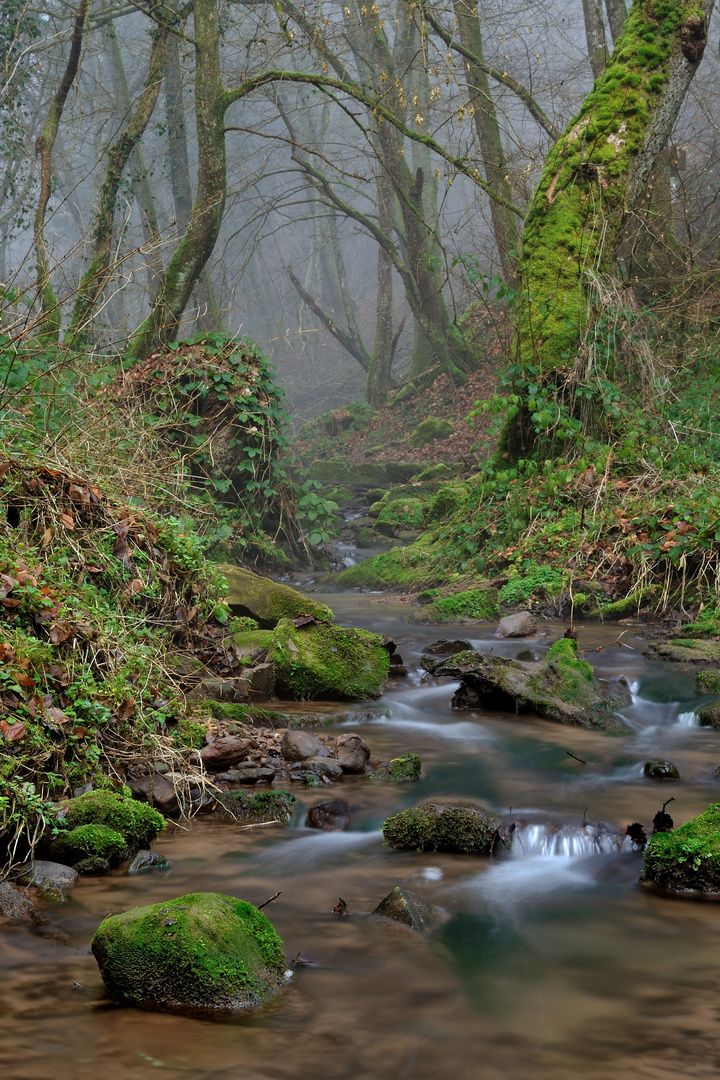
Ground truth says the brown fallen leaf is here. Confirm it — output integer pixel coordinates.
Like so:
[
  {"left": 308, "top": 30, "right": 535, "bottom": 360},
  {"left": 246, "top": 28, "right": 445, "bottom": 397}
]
[
  {"left": 287, "top": 638, "right": 299, "bottom": 653},
  {"left": 0, "top": 720, "right": 26, "bottom": 742},
  {"left": 44, "top": 706, "right": 69, "bottom": 725},
  {"left": 0, "top": 461, "right": 11, "bottom": 480},
  {"left": 117, "top": 699, "right": 135, "bottom": 721},
  {"left": 1, "top": 597, "right": 21, "bottom": 608},
  {"left": 49, "top": 622, "right": 74, "bottom": 644},
  {"left": 128, "top": 578, "right": 144, "bottom": 594},
  {"left": 60, "top": 512, "right": 75, "bottom": 530}
]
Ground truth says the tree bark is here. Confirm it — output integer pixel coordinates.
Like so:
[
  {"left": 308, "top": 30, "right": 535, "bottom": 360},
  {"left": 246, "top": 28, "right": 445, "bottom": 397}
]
[
  {"left": 68, "top": 15, "right": 166, "bottom": 341},
  {"left": 508, "top": 0, "right": 714, "bottom": 453},
  {"left": 367, "top": 170, "right": 395, "bottom": 406},
  {"left": 605, "top": 0, "right": 629, "bottom": 42},
  {"left": 126, "top": 0, "right": 226, "bottom": 361},
  {"left": 581, "top": 0, "right": 609, "bottom": 80},
  {"left": 33, "top": 0, "right": 88, "bottom": 341},
  {"left": 452, "top": 0, "right": 520, "bottom": 285}
]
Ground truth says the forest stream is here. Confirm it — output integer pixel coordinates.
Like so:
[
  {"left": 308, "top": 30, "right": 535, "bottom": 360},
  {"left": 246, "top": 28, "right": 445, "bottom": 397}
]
[{"left": 3, "top": 589, "right": 720, "bottom": 1080}]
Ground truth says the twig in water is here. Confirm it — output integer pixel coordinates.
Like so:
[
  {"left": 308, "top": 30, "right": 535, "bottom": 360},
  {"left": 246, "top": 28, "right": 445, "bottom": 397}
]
[
  {"left": 258, "top": 891, "right": 282, "bottom": 911},
  {"left": 567, "top": 750, "right": 588, "bottom": 765}
]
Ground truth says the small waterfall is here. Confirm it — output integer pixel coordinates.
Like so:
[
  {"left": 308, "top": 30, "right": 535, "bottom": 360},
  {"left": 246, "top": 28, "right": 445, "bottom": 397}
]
[
  {"left": 624, "top": 680, "right": 700, "bottom": 728},
  {"left": 508, "top": 822, "right": 630, "bottom": 859}
]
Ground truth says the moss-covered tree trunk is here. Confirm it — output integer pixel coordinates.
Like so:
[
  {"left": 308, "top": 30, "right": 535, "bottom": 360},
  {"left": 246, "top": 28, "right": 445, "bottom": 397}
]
[
  {"left": 67, "top": 16, "right": 167, "bottom": 342},
  {"left": 512, "top": 0, "right": 713, "bottom": 427},
  {"left": 367, "top": 171, "right": 395, "bottom": 407},
  {"left": 126, "top": 0, "right": 226, "bottom": 362}
]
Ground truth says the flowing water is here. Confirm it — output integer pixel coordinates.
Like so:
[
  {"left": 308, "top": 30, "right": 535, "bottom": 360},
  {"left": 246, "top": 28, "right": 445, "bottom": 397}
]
[{"left": 4, "top": 593, "right": 720, "bottom": 1080}]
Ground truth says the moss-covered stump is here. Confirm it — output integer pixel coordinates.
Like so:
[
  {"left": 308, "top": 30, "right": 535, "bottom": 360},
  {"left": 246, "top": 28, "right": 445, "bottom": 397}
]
[
  {"left": 372, "top": 754, "right": 422, "bottom": 782},
  {"left": 644, "top": 639, "right": 720, "bottom": 665},
  {"left": 60, "top": 790, "right": 166, "bottom": 852},
  {"left": 408, "top": 588, "right": 498, "bottom": 625},
  {"left": 91, "top": 892, "right": 287, "bottom": 1011},
  {"left": 383, "top": 802, "right": 499, "bottom": 854},
  {"left": 641, "top": 804, "right": 720, "bottom": 897},
  {"left": 269, "top": 619, "right": 388, "bottom": 700},
  {"left": 217, "top": 565, "right": 333, "bottom": 628},
  {"left": 425, "top": 638, "right": 621, "bottom": 729}
]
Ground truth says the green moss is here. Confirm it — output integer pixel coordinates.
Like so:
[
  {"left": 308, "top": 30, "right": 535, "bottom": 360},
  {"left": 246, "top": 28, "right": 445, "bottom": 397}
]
[
  {"left": 425, "top": 485, "right": 469, "bottom": 523},
  {"left": 383, "top": 802, "right": 499, "bottom": 853},
  {"left": 332, "top": 544, "right": 443, "bottom": 591},
  {"left": 407, "top": 417, "right": 454, "bottom": 447},
  {"left": 681, "top": 605, "right": 720, "bottom": 638},
  {"left": 65, "top": 790, "right": 165, "bottom": 849},
  {"left": 230, "top": 616, "right": 261, "bottom": 633},
  {"left": 697, "top": 669, "right": 720, "bottom": 693},
  {"left": 590, "top": 586, "right": 660, "bottom": 619},
  {"left": 318, "top": 485, "right": 354, "bottom": 505},
  {"left": 372, "top": 754, "right": 422, "bottom": 782},
  {"left": 641, "top": 804, "right": 720, "bottom": 893},
  {"left": 217, "top": 564, "right": 333, "bottom": 628},
  {"left": 375, "top": 498, "right": 425, "bottom": 536},
  {"left": 417, "top": 463, "right": 457, "bottom": 481},
  {"left": 269, "top": 618, "right": 388, "bottom": 700},
  {"left": 410, "top": 588, "right": 498, "bottom": 624},
  {"left": 91, "top": 891, "right": 286, "bottom": 1010},
  {"left": 215, "top": 789, "right": 295, "bottom": 823},
  {"left": 499, "top": 563, "right": 567, "bottom": 606},
  {"left": 226, "top": 628, "right": 274, "bottom": 661},
  {"left": 50, "top": 823, "right": 128, "bottom": 866},
  {"left": 172, "top": 717, "right": 208, "bottom": 750}
]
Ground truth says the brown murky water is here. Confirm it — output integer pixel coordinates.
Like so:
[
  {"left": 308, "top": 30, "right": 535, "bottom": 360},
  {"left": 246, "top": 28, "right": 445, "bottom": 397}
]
[{"left": 4, "top": 594, "right": 720, "bottom": 1080}]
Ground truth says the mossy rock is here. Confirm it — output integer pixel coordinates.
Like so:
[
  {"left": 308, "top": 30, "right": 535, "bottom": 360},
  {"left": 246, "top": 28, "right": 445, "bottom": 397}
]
[
  {"left": 91, "top": 891, "right": 287, "bottom": 1011},
  {"left": 64, "top": 790, "right": 166, "bottom": 850},
  {"left": 424, "top": 637, "right": 622, "bottom": 729},
  {"left": 383, "top": 802, "right": 499, "bottom": 853},
  {"left": 641, "top": 804, "right": 720, "bottom": 896},
  {"left": 269, "top": 619, "right": 388, "bottom": 700},
  {"left": 333, "top": 544, "right": 442, "bottom": 591},
  {"left": 318, "top": 485, "right": 354, "bottom": 506},
  {"left": 308, "top": 457, "right": 352, "bottom": 483},
  {"left": 589, "top": 585, "right": 661, "bottom": 620},
  {"left": 697, "top": 703, "right": 720, "bottom": 728},
  {"left": 50, "top": 824, "right": 128, "bottom": 867},
  {"left": 644, "top": 639, "right": 720, "bottom": 665},
  {"left": 417, "top": 463, "right": 457, "bottom": 482},
  {"left": 356, "top": 526, "right": 382, "bottom": 548},
  {"left": 217, "top": 564, "right": 333, "bottom": 628},
  {"left": 425, "top": 485, "right": 469, "bottom": 524},
  {"left": 372, "top": 753, "right": 422, "bottom": 782},
  {"left": 698, "top": 670, "right": 720, "bottom": 693},
  {"left": 384, "top": 463, "right": 424, "bottom": 483},
  {"left": 225, "top": 628, "right": 274, "bottom": 661},
  {"left": 365, "top": 487, "right": 387, "bottom": 505},
  {"left": 408, "top": 588, "right": 498, "bottom": 625},
  {"left": 215, "top": 789, "right": 296, "bottom": 823},
  {"left": 367, "top": 500, "right": 384, "bottom": 519},
  {"left": 375, "top": 498, "right": 425, "bottom": 537},
  {"left": 407, "top": 417, "right": 454, "bottom": 448}
]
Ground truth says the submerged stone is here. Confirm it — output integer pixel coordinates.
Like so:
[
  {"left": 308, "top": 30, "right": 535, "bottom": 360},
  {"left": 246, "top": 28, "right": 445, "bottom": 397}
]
[
  {"left": 641, "top": 803, "right": 720, "bottom": 896},
  {"left": 128, "top": 850, "right": 172, "bottom": 874},
  {"left": 306, "top": 799, "right": 350, "bottom": 831},
  {"left": 644, "top": 759, "right": 680, "bottom": 780},
  {"left": 373, "top": 886, "right": 442, "bottom": 933},
  {"left": 383, "top": 802, "right": 499, "bottom": 854},
  {"left": 373, "top": 754, "right": 422, "bottom": 782},
  {"left": 91, "top": 891, "right": 286, "bottom": 1011}
]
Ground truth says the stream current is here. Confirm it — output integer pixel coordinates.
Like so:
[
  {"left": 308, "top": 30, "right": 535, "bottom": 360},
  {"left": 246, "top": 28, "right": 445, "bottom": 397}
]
[{"left": 4, "top": 592, "right": 720, "bottom": 1080}]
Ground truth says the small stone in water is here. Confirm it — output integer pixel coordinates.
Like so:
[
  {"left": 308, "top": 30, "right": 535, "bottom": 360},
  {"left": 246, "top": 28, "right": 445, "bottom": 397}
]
[
  {"left": 644, "top": 759, "right": 680, "bottom": 781},
  {"left": 128, "top": 850, "right": 172, "bottom": 874}
]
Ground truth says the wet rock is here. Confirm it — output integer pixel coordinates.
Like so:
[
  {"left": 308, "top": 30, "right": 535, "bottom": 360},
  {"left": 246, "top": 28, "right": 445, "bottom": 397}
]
[
  {"left": 306, "top": 799, "right": 350, "bottom": 831},
  {"left": 335, "top": 733, "right": 370, "bottom": 773},
  {"left": 128, "top": 850, "right": 172, "bottom": 874},
  {"left": 281, "top": 730, "right": 330, "bottom": 761},
  {"left": 0, "top": 880, "right": 36, "bottom": 921},
  {"left": 270, "top": 619, "right": 389, "bottom": 701},
  {"left": 217, "top": 563, "right": 333, "bottom": 628},
  {"left": 497, "top": 612, "right": 538, "bottom": 638},
  {"left": 373, "top": 886, "right": 442, "bottom": 933},
  {"left": 641, "top": 803, "right": 720, "bottom": 896},
  {"left": 228, "top": 763, "right": 276, "bottom": 784},
  {"left": 644, "top": 759, "right": 680, "bottom": 781},
  {"left": 515, "top": 648, "right": 543, "bottom": 662},
  {"left": 383, "top": 802, "right": 499, "bottom": 854},
  {"left": 214, "top": 788, "right": 295, "bottom": 823},
  {"left": 420, "top": 640, "right": 474, "bottom": 670},
  {"left": 373, "top": 754, "right": 422, "bottom": 782},
  {"left": 424, "top": 638, "right": 622, "bottom": 730},
  {"left": 92, "top": 891, "right": 287, "bottom": 1011},
  {"left": 74, "top": 857, "right": 111, "bottom": 875},
  {"left": 17, "top": 860, "right": 78, "bottom": 901},
  {"left": 304, "top": 756, "right": 343, "bottom": 780},
  {"left": 247, "top": 662, "right": 276, "bottom": 699},
  {"left": 356, "top": 526, "right": 379, "bottom": 548},
  {"left": 644, "top": 639, "right": 720, "bottom": 665},
  {"left": 698, "top": 703, "right": 720, "bottom": 728},
  {"left": 200, "top": 736, "right": 252, "bottom": 772},
  {"left": 126, "top": 772, "right": 180, "bottom": 816}
]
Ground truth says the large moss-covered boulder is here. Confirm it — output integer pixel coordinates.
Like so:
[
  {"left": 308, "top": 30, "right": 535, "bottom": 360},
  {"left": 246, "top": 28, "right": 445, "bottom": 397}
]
[
  {"left": 92, "top": 892, "right": 286, "bottom": 1011},
  {"left": 63, "top": 789, "right": 166, "bottom": 850},
  {"left": 269, "top": 618, "right": 388, "bottom": 700},
  {"left": 217, "top": 565, "right": 333, "bottom": 628},
  {"left": 425, "top": 485, "right": 469, "bottom": 523},
  {"left": 641, "top": 804, "right": 720, "bottom": 896},
  {"left": 407, "top": 417, "right": 453, "bottom": 447},
  {"left": 424, "top": 637, "right": 621, "bottom": 729},
  {"left": 383, "top": 802, "right": 499, "bottom": 854},
  {"left": 375, "top": 498, "right": 425, "bottom": 537}
]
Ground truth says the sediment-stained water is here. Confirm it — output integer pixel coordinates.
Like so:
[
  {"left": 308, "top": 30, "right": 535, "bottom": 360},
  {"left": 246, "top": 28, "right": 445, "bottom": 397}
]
[{"left": 3, "top": 594, "right": 720, "bottom": 1080}]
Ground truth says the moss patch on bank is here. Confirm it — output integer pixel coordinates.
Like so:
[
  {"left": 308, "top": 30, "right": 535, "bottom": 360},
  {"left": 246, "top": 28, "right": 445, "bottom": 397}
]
[{"left": 641, "top": 804, "right": 720, "bottom": 894}]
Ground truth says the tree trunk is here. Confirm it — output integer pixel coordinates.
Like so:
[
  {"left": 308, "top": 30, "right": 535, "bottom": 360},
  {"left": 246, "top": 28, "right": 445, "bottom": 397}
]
[
  {"left": 605, "top": 0, "right": 629, "bottom": 42},
  {"left": 452, "top": 0, "right": 520, "bottom": 285},
  {"left": 367, "top": 171, "right": 395, "bottom": 406},
  {"left": 32, "top": 0, "right": 88, "bottom": 341},
  {"left": 126, "top": 0, "right": 226, "bottom": 361},
  {"left": 581, "top": 0, "right": 609, "bottom": 80},
  {"left": 68, "top": 15, "right": 166, "bottom": 341},
  {"left": 508, "top": 0, "right": 713, "bottom": 454}
]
